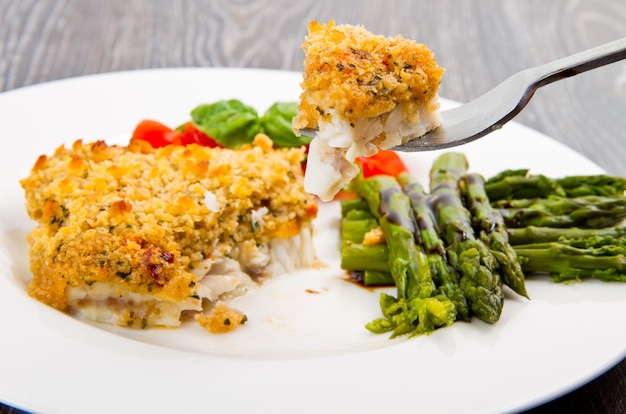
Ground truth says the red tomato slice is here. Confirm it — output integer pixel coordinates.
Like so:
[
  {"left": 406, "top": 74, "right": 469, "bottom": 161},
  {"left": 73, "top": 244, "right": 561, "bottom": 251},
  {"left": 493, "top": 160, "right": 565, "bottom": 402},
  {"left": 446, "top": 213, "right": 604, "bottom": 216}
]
[
  {"left": 132, "top": 120, "right": 181, "bottom": 148},
  {"left": 178, "top": 123, "right": 220, "bottom": 147},
  {"left": 356, "top": 149, "right": 408, "bottom": 178},
  {"left": 301, "top": 144, "right": 310, "bottom": 174},
  {"left": 131, "top": 120, "right": 221, "bottom": 149}
]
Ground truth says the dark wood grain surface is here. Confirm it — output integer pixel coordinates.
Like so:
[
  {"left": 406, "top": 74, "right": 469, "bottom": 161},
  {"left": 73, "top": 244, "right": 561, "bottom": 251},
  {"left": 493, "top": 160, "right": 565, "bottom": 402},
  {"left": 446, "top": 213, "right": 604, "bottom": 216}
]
[{"left": 1, "top": 1, "right": 625, "bottom": 413}]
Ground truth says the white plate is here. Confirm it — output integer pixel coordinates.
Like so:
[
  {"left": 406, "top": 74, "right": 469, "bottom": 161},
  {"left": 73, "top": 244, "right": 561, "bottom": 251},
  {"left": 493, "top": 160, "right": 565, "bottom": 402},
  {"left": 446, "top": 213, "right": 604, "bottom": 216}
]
[{"left": 1, "top": 68, "right": 625, "bottom": 414}]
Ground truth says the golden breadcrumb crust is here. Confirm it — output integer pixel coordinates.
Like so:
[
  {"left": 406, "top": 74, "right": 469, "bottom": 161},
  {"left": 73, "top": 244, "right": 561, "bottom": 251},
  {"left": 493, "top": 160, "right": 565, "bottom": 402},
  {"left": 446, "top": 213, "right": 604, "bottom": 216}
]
[
  {"left": 292, "top": 20, "right": 444, "bottom": 130},
  {"left": 196, "top": 301, "right": 248, "bottom": 333},
  {"left": 21, "top": 135, "right": 317, "bottom": 314},
  {"left": 362, "top": 226, "right": 386, "bottom": 246}
]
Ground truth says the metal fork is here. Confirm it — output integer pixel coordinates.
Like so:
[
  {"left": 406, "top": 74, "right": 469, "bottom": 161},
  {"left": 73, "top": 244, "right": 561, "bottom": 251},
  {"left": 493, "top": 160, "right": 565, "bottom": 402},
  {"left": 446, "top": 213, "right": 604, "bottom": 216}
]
[{"left": 301, "top": 37, "right": 626, "bottom": 152}]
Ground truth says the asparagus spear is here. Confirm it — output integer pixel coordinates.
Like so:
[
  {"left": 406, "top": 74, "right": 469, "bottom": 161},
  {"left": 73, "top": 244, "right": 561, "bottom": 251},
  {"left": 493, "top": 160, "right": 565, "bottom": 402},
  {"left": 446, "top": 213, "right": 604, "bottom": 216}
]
[
  {"left": 341, "top": 197, "right": 371, "bottom": 216},
  {"left": 508, "top": 225, "right": 626, "bottom": 245},
  {"left": 350, "top": 270, "right": 394, "bottom": 286},
  {"left": 485, "top": 170, "right": 626, "bottom": 201},
  {"left": 340, "top": 202, "right": 391, "bottom": 281},
  {"left": 352, "top": 174, "right": 434, "bottom": 300},
  {"left": 485, "top": 170, "right": 566, "bottom": 200},
  {"left": 495, "top": 195, "right": 626, "bottom": 228},
  {"left": 557, "top": 175, "right": 626, "bottom": 197},
  {"left": 366, "top": 293, "right": 457, "bottom": 337},
  {"left": 514, "top": 235, "right": 626, "bottom": 282},
  {"left": 343, "top": 225, "right": 626, "bottom": 287},
  {"left": 398, "top": 172, "right": 471, "bottom": 321},
  {"left": 351, "top": 174, "right": 456, "bottom": 336},
  {"left": 341, "top": 214, "right": 379, "bottom": 244},
  {"left": 460, "top": 173, "right": 528, "bottom": 298},
  {"left": 430, "top": 153, "right": 503, "bottom": 323},
  {"left": 341, "top": 242, "right": 390, "bottom": 273}
]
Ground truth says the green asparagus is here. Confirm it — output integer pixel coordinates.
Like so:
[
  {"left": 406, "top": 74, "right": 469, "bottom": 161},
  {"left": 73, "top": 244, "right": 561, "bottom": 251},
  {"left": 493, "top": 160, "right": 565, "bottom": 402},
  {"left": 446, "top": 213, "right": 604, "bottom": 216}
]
[
  {"left": 495, "top": 195, "right": 626, "bottom": 228},
  {"left": 341, "top": 214, "right": 378, "bottom": 244},
  {"left": 351, "top": 174, "right": 456, "bottom": 336},
  {"left": 352, "top": 175, "right": 433, "bottom": 300},
  {"left": 341, "top": 197, "right": 371, "bottom": 217},
  {"left": 339, "top": 152, "right": 626, "bottom": 339},
  {"left": 460, "top": 173, "right": 528, "bottom": 298},
  {"left": 485, "top": 169, "right": 626, "bottom": 200},
  {"left": 398, "top": 172, "right": 471, "bottom": 321},
  {"left": 430, "top": 153, "right": 503, "bottom": 323},
  {"left": 515, "top": 235, "right": 626, "bottom": 282},
  {"left": 556, "top": 175, "right": 626, "bottom": 197},
  {"left": 366, "top": 293, "right": 457, "bottom": 337},
  {"left": 341, "top": 242, "right": 390, "bottom": 273},
  {"left": 508, "top": 226, "right": 626, "bottom": 245},
  {"left": 350, "top": 270, "right": 394, "bottom": 286},
  {"left": 340, "top": 203, "right": 390, "bottom": 280}
]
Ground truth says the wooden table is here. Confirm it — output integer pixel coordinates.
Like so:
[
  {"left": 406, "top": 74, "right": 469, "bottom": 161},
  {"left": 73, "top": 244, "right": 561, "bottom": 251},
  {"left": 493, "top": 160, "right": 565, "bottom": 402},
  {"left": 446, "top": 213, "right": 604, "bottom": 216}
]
[{"left": 1, "top": 1, "right": 625, "bottom": 412}]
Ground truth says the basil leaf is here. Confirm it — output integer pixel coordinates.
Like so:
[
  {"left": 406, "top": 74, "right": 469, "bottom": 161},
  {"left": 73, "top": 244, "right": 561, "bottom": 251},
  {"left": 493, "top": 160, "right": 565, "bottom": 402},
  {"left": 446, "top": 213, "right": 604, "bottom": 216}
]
[
  {"left": 260, "top": 102, "right": 312, "bottom": 147},
  {"left": 191, "top": 100, "right": 261, "bottom": 148}
]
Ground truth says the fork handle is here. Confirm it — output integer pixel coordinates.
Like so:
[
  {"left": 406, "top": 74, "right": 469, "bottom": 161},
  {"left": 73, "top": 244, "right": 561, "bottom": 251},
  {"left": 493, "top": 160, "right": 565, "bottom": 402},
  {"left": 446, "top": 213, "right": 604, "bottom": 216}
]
[{"left": 527, "top": 37, "right": 626, "bottom": 89}]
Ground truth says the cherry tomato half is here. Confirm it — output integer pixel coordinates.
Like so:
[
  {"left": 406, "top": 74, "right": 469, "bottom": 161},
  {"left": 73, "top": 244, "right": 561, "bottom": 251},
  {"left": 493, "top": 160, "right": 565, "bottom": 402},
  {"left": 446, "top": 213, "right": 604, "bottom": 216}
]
[
  {"left": 177, "top": 123, "right": 220, "bottom": 147},
  {"left": 131, "top": 120, "right": 180, "bottom": 148},
  {"left": 131, "top": 120, "right": 220, "bottom": 148},
  {"left": 355, "top": 149, "right": 408, "bottom": 178}
]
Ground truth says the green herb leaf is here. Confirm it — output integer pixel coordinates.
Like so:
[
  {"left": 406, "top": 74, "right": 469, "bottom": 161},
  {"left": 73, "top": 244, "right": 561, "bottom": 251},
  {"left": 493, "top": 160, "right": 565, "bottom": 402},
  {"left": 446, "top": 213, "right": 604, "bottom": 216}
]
[
  {"left": 191, "top": 99, "right": 261, "bottom": 148},
  {"left": 260, "top": 102, "right": 312, "bottom": 147}
]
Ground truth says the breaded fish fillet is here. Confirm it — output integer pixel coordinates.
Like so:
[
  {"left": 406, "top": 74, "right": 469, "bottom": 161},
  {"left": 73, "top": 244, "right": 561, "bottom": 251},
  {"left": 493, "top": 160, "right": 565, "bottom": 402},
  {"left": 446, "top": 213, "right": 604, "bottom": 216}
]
[
  {"left": 21, "top": 135, "right": 318, "bottom": 331},
  {"left": 293, "top": 21, "right": 444, "bottom": 200}
]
